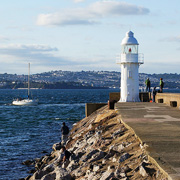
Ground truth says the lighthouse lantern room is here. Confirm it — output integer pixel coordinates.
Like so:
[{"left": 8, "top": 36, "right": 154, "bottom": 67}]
[{"left": 117, "top": 31, "right": 144, "bottom": 102}]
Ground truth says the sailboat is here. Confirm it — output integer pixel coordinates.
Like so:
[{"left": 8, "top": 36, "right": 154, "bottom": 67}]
[{"left": 12, "top": 63, "right": 38, "bottom": 106}]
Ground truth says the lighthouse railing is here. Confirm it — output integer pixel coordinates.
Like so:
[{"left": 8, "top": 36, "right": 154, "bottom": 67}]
[{"left": 116, "top": 53, "right": 144, "bottom": 64}]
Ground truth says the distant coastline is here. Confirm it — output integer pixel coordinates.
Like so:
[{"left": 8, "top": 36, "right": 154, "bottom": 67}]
[
  {"left": 0, "top": 81, "right": 109, "bottom": 89},
  {"left": 0, "top": 71, "right": 180, "bottom": 89}
]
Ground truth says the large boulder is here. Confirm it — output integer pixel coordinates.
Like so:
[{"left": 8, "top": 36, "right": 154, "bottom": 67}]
[{"left": 55, "top": 167, "right": 72, "bottom": 180}]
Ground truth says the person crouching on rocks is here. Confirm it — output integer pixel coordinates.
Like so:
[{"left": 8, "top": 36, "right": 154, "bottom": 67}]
[
  {"left": 58, "top": 146, "right": 71, "bottom": 168},
  {"left": 61, "top": 122, "right": 69, "bottom": 145}
]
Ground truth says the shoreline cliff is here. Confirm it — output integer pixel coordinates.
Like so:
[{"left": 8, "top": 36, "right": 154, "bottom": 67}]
[{"left": 22, "top": 105, "right": 169, "bottom": 180}]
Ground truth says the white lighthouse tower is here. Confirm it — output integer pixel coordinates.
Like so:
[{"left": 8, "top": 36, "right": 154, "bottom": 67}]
[{"left": 117, "top": 31, "right": 144, "bottom": 102}]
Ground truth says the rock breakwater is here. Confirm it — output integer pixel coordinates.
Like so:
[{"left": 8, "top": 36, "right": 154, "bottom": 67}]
[{"left": 23, "top": 106, "right": 169, "bottom": 180}]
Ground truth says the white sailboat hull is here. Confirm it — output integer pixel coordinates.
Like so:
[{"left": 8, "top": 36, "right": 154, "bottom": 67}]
[{"left": 12, "top": 99, "right": 38, "bottom": 106}]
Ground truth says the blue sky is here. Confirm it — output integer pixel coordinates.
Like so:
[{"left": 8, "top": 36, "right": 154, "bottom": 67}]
[{"left": 0, "top": 0, "right": 180, "bottom": 74}]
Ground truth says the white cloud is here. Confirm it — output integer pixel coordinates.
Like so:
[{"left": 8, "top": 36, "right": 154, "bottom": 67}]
[
  {"left": 37, "top": 1, "right": 149, "bottom": 26},
  {"left": 0, "top": 44, "right": 57, "bottom": 56},
  {"left": 137, "top": 23, "right": 153, "bottom": 28},
  {"left": 159, "top": 36, "right": 180, "bottom": 42},
  {"left": 0, "top": 44, "right": 119, "bottom": 73},
  {"left": 89, "top": 1, "right": 149, "bottom": 16},
  {"left": 73, "top": 0, "right": 85, "bottom": 3},
  {"left": 0, "top": 36, "right": 10, "bottom": 41},
  {"left": 0, "top": 44, "right": 72, "bottom": 65},
  {"left": 37, "top": 12, "right": 98, "bottom": 26}
]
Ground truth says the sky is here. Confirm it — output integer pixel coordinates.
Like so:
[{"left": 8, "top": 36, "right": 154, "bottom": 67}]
[{"left": 0, "top": 0, "right": 180, "bottom": 74}]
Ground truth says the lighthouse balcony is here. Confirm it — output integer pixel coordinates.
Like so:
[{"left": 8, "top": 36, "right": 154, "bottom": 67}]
[{"left": 116, "top": 53, "right": 144, "bottom": 64}]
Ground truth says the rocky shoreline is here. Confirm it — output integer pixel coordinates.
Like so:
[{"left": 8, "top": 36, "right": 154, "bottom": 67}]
[{"left": 22, "top": 105, "right": 169, "bottom": 180}]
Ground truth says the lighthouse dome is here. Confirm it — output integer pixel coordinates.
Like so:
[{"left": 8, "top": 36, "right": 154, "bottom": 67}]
[{"left": 121, "top": 31, "right": 139, "bottom": 45}]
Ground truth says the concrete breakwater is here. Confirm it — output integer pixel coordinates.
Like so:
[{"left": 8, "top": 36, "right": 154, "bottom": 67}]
[{"left": 23, "top": 105, "right": 169, "bottom": 180}]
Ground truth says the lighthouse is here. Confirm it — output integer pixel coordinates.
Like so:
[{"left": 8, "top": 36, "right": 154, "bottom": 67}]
[{"left": 117, "top": 31, "right": 144, "bottom": 102}]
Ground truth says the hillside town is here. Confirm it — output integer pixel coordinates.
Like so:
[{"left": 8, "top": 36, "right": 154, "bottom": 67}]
[{"left": 0, "top": 70, "right": 180, "bottom": 89}]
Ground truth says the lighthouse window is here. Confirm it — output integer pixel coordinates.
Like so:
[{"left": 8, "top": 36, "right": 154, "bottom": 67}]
[
  {"left": 128, "top": 71, "right": 132, "bottom": 78},
  {"left": 122, "top": 45, "right": 138, "bottom": 54}
]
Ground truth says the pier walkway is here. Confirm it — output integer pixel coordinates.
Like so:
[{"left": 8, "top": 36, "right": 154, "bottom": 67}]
[{"left": 115, "top": 102, "right": 180, "bottom": 180}]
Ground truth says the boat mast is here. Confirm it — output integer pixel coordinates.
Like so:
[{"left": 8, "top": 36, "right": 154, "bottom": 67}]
[{"left": 28, "top": 63, "right": 30, "bottom": 99}]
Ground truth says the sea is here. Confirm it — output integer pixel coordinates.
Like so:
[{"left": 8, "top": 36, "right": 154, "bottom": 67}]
[
  {"left": 0, "top": 89, "right": 120, "bottom": 180},
  {"left": 1, "top": 88, "right": 180, "bottom": 180}
]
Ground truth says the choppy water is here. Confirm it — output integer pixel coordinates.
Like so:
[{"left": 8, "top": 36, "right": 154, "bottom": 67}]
[{"left": 0, "top": 89, "right": 119, "bottom": 180}]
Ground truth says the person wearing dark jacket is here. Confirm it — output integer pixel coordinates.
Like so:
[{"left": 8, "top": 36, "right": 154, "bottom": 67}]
[
  {"left": 160, "top": 78, "right": 164, "bottom": 93},
  {"left": 152, "top": 87, "right": 157, "bottom": 102},
  {"left": 56, "top": 146, "right": 71, "bottom": 168},
  {"left": 61, "top": 122, "right": 69, "bottom": 145}
]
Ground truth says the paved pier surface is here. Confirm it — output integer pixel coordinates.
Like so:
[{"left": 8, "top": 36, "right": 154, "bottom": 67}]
[{"left": 115, "top": 102, "right": 180, "bottom": 180}]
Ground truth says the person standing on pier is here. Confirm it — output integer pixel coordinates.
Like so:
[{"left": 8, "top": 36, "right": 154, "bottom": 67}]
[
  {"left": 160, "top": 78, "right": 164, "bottom": 93},
  {"left": 61, "top": 122, "right": 69, "bottom": 145},
  {"left": 152, "top": 87, "right": 157, "bottom": 102},
  {"left": 145, "top": 78, "right": 151, "bottom": 92}
]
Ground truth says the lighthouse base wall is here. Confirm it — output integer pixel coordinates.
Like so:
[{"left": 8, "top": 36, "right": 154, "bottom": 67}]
[
  {"left": 120, "top": 63, "right": 140, "bottom": 102},
  {"left": 109, "top": 92, "right": 151, "bottom": 102},
  {"left": 119, "top": 96, "right": 140, "bottom": 102}
]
